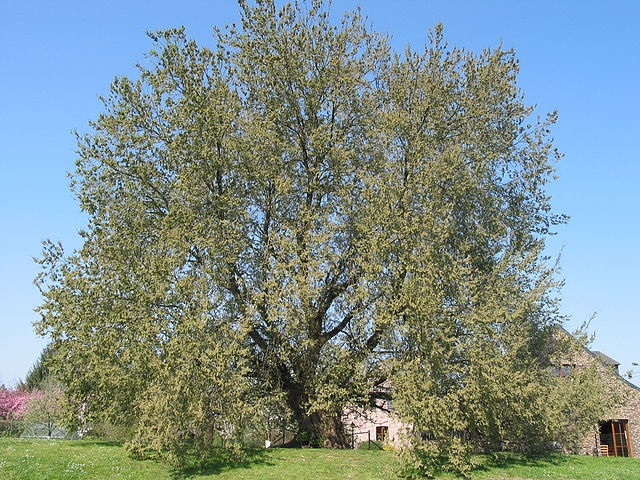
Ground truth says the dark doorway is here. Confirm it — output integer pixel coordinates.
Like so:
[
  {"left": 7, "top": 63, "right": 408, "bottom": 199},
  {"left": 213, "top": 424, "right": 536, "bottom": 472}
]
[{"left": 599, "top": 420, "right": 632, "bottom": 457}]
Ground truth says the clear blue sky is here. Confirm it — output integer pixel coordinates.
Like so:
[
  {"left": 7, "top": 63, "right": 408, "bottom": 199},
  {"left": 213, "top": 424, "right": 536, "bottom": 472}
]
[{"left": 1, "top": 1, "right": 638, "bottom": 386}]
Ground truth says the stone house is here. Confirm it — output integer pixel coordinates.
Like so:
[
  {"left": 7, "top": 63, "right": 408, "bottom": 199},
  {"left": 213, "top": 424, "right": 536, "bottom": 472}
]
[{"left": 571, "top": 348, "right": 640, "bottom": 457}]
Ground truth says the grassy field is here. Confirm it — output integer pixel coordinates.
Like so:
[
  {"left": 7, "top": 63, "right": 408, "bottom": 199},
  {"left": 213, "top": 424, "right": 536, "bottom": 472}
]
[{"left": 1, "top": 438, "right": 640, "bottom": 479}]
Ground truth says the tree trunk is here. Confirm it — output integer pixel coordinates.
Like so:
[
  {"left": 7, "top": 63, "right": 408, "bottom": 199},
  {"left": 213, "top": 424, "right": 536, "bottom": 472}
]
[
  {"left": 285, "top": 382, "right": 351, "bottom": 448},
  {"left": 306, "top": 410, "right": 350, "bottom": 448}
]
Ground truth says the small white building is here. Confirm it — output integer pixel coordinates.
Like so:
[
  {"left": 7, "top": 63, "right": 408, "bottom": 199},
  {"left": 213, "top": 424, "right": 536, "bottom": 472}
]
[{"left": 343, "top": 384, "right": 406, "bottom": 448}]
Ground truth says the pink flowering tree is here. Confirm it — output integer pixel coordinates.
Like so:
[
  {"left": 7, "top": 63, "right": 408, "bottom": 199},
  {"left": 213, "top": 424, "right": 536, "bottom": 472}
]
[
  {"left": 0, "top": 388, "right": 31, "bottom": 419},
  {"left": 0, "top": 388, "right": 32, "bottom": 435}
]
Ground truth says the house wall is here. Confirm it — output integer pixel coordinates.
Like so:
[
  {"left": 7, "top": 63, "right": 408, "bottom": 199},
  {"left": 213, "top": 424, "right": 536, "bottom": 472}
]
[
  {"left": 343, "top": 399, "right": 406, "bottom": 448},
  {"left": 578, "top": 386, "right": 640, "bottom": 457},
  {"left": 567, "top": 347, "right": 640, "bottom": 457}
]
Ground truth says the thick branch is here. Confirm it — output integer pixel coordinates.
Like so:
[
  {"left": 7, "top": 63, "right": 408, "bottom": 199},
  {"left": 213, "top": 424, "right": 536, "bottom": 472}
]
[
  {"left": 227, "top": 266, "right": 268, "bottom": 351},
  {"left": 248, "top": 328, "right": 268, "bottom": 351},
  {"left": 322, "top": 308, "right": 356, "bottom": 341}
]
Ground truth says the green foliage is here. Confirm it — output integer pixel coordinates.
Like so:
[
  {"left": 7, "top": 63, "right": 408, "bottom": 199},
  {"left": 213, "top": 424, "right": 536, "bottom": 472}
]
[
  {"left": 34, "top": 0, "right": 572, "bottom": 471},
  {"left": 542, "top": 330, "right": 622, "bottom": 454},
  {"left": 23, "top": 345, "right": 55, "bottom": 391},
  {"left": 394, "top": 329, "right": 620, "bottom": 477},
  {"left": 86, "top": 420, "right": 135, "bottom": 443},
  {"left": 123, "top": 326, "right": 264, "bottom": 466},
  {"left": 371, "top": 21, "right": 565, "bottom": 478}
]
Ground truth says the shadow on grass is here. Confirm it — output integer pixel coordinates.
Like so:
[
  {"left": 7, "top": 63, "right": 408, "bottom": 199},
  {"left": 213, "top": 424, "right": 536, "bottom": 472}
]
[
  {"left": 478, "top": 451, "right": 569, "bottom": 471},
  {"left": 9, "top": 437, "right": 125, "bottom": 448},
  {"left": 170, "top": 447, "right": 273, "bottom": 479},
  {"left": 68, "top": 439, "right": 125, "bottom": 448}
]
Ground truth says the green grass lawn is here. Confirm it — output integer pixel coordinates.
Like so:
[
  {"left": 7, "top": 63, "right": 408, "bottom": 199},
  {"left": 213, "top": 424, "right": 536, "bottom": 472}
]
[
  {"left": 460, "top": 452, "right": 640, "bottom": 480},
  {"left": 1, "top": 438, "right": 640, "bottom": 479}
]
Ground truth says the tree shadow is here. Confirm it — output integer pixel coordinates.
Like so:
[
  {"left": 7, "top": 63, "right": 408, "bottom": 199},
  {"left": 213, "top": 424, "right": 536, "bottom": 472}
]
[
  {"left": 478, "top": 451, "right": 568, "bottom": 471},
  {"left": 71, "top": 439, "right": 124, "bottom": 448},
  {"left": 169, "top": 448, "right": 272, "bottom": 479}
]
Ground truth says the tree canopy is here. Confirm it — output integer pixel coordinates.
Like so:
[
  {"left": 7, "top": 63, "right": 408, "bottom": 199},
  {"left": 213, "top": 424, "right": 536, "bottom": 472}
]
[{"left": 35, "top": 0, "right": 584, "bottom": 472}]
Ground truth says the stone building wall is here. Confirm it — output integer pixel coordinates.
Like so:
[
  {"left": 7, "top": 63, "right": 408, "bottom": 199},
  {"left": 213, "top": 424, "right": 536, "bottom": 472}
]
[
  {"left": 567, "top": 346, "right": 640, "bottom": 457},
  {"left": 577, "top": 382, "right": 640, "bottom": 457},
  {"left": 343, "top": 398, "right": 407, "bottom": 448}
]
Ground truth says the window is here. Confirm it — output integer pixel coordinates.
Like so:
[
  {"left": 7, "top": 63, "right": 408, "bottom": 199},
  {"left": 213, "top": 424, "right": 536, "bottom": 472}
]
[
  {"left": 376, "top": 426, "right": 388, "bottom": 442},
  {"left": 551, "top": 364, "right": 574, "bottom": 377}
]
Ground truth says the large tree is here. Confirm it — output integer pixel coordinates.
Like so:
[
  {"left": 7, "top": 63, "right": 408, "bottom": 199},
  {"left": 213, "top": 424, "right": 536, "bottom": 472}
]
[{"left": 36, "top": 0, "right": 567, "bottom": 465}]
